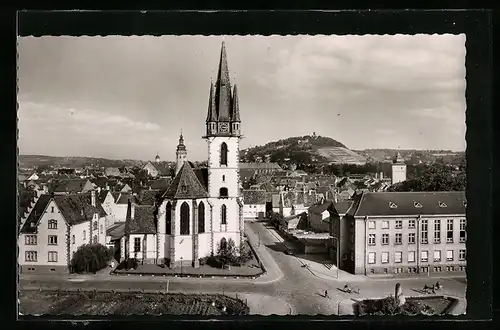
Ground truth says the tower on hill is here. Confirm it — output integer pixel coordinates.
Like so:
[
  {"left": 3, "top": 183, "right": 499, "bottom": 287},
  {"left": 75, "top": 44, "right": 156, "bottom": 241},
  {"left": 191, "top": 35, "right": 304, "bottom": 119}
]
[{"left": 391, "top": 151, "right": 407, "bottom": 185}]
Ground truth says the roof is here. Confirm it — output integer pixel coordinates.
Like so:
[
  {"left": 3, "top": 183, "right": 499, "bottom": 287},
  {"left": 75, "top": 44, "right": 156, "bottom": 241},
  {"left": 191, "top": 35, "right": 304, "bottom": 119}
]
[
  {"left": 162, "top": 163, "right": 208, "bottom": 200},
  {"left": 51, "top": 179, "right": 91, "bottom": 193},
  {"left": 239, "top": 162, "right": 282, "bottom": 170},
  {"left": 242, "top": 190, "right": 267, "bottom": 205},
  {"left": 151, "top": 162, "right": 171, "bottom": 176},
  {"left": 192, "top": 168, "right": 209, "bottom": 191},
  {"left": 104, "top": 167, "right": 121, "bottom": 177},
  {"left": 20, "top": 194, "right": 52, "bottom": 233},
  {"left": 282, "top": 191, "right": 318, "bottom": 208},
  {"left": 98, "top": 189, "right": 110, "bottom": 203},
  {"left": 107, "top": 222, "right": 126, "bottom": 240},
  {"left": 308, "top": 200, "right": 336, "bottom": 214},
  {"left": 149, "top": 178, "right": 172, "bottom": 191},
  {"left": 116, "top": 193, "right": 138, "bottom": 205},
  {"left": 335, "top": 200, "right": 353, "bottom": 215},
  {"left": 125, "top": 204, "right": 157, "bottom": 235},
  {"left": 80, "top": 192, "right": 107, "bottom": 218},
  {"left": 349, "top": 191, "right": 467, "bottom": 217},
  {"left": 138, "top": 189, "right": 161, "bottom": 206}
]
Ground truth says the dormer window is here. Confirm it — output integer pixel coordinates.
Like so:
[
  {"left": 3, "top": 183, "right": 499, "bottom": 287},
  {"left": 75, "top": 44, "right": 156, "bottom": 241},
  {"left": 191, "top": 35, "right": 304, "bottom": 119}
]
[
  {"left": 439, "top": 201, "right": 447, "bottom": 208},
  {"left": 30, "top": 222, "right": 35, "bottom": 228},
  {"left": 463, "top": 201, "right": 467, "bottom": 207},
  {"left": 414, "top": 202, "right": 423, "bottom": 208},
  {"left": 389, "top": 202, "right": 398, "bottom": 209}
]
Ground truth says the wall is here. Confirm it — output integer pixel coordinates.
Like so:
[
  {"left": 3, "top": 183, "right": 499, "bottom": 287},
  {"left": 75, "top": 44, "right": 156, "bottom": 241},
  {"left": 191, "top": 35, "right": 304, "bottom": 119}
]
[
  {"left": 207, "top": 136, "right": 240, "bottom": 198},
  {"left": 69, "top": 221, "right": 91, "bottom": 258},
  {"left": 19, "top": 200, "right": 69, "bottom": 273},
  {"left": 391, "top": 164, "right": 407, "bottom": 185},
  {"left": 243, "top": 204, "right": 266, "bottom": 219},
  {"left": 112, "top": 203, "right": 128, "bottom": 222}
]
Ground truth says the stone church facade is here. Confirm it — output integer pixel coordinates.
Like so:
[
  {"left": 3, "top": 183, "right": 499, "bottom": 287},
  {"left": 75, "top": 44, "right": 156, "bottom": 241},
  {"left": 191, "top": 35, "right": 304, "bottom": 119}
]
[{"left": 124, "top": 41, "right": 244, "bottom": 268}]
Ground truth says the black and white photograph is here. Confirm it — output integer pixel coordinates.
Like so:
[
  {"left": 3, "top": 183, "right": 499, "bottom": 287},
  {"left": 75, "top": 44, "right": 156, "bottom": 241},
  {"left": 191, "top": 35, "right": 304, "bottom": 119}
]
[{"left": 18, "top": 32, "right": 467, "bottom": 317}]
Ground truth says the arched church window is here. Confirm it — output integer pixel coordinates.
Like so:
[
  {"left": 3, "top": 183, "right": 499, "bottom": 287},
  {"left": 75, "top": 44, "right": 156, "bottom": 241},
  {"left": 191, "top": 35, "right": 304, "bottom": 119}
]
[
  {"left": 198, "top": 202, "right": 205, "bottom": 233},
  {"left": 220, "top": 237, "right": 227, "bottom": 250},
  {"left": 219, "top": 187, "right": 228, "bottom": 197},
  {"left": 180, "top": 202, "right": 190, "bottom": 235},
  {"left": 221, "top": 204, "right": 227, "bottom": 225},
  {"left": 165, "top": 202, "right": 172, "bottom": 235},
  {"left": 220, "top": 143, "right": 228, "bottom": 166}
]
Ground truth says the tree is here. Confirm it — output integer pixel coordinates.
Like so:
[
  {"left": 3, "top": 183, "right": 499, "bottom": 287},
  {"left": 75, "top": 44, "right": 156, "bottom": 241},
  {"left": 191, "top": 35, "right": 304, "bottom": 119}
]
[
  {"left": 70, "top": 243, "right": 114, "bottom": 274},
  {"left": 216, "top": 238, "right": 238, "bottom": 266},
  {"left": 270, "top": 212, "right": 284, "bottom": 229},
  {"left": 388, "top": 165, "right": 466, "bottom": 192}
]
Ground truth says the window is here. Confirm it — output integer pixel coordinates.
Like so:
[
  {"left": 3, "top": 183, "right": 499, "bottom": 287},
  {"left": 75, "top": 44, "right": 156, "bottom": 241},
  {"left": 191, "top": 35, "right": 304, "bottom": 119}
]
[
  {"left": 220, "top": 237, "right": 227, "bottom": 250},
  {"left": 389, "top": 202, "right": 397, "bottom": 209},
  {"left": 421, "top": 250, "right": 428, "bottom": 262},
  {"left": 48, "top": 219, "right": 57, "bottom": 229},
  {"left": 421, "top": 220, "right": 428, "bottom": 244},
  {"left": 198, "top": 202, "right": 205, "bottom": 233},
  {"left": 222, "top": 175, "right": 226, "bottom": 182},
  {"left": 368, "top": 234, "right": 376, "bottom": 246},
  {"left": 408, "top": 220, "right": 416, "bottom": 229},
  {"left": 48, "top": 235, "right": 58, "bottom": 245},
  {"left": 25, "top": 235, "right": 37, "bottom": 245},
  {"left": 439, "top": 201, "right": 447, "bottom": 208},
  {"left": 51, "top": 206, "right": 54, "bottom": 213},
  {"left": 100, "top": 225, "right": 103, "bottom": 234},
  {"left": 368, "top": 252, "right": 376, "bottom": 264},
  {"left": 93, "top": 235, "right": 98, "bottom": 244},
  {"left": 381, "top": 233, "right": 389, "bottom": 245},
  {"left": 221, "top": 205, "right": 227, "bottom": 225},
  {"left": 25, "top": 251, "right": 37, "bottom": 262},
  {"left": 48, "top": 251, "right": 58, "bottom": 262},
  {"left": 72, "top": 235, "right": 75, "bottom": 244},
  {"left": 434, "top": 250, "right": 441, "bottom": 262},
  {"left": 414, "top": 202, "right": 422, "bottom": 208},
  {"left": 381, "top": 252, "right": 389, "bottom": 263},
  {"left": 219, "top": 187, "right": 229, "bottom": 198},
  {"left": 395, "top": 251, "right": 402, "bottom": 263},
  {"left": 180, "top": 202, "right": 190, "bottom": 235},
  {"left": 368, "top": 221, "right": 376, "bottom": 229},
  {"left": 134, "top": 237, "right": 141, "bottom": 252},
  {"left": 395, "top": 233, "right": 402, "bottom": 245},
  {"left": 434, "top": 220, "right": 441, "bottom": 243},
  {"left": 395, "top": 220, "right": 402, "bottom": 229},
  {"left": 408, "top": 251, "right": 415, "bottom": 263},
  {"left": 446, "top": 250, "right": 454, "bottom": 261},
  {"left": 165, "top": 202, "right": 172, "bottom": 235},
  {"left": 459, "top": 249, "right": 466, "bottom": 261},
  {"left": 459, "top": 219, "right": 466, "bottom": 242},
  {"left": 83, "top": 230, "right": 86, "bottom": 240},
  {"left": 220, "top": 143, "right": 228, "bottom": 166},
  {"left": 408, "top": 233, "right": 415, "bottom": 244},
  {"left": 447, "top": 220, "right": 454, "bottom": 243},
  {"left": 382, "top": 221, "right": 389, "bottom": 229},
  {"left": 93, "top": 221, "right": 98, "bottom": 230}
]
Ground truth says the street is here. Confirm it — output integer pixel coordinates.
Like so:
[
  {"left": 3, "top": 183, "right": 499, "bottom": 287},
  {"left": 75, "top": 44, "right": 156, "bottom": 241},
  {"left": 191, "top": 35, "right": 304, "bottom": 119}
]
[{"left": 19, "top": 220, "right": 467, "bottom": 315}]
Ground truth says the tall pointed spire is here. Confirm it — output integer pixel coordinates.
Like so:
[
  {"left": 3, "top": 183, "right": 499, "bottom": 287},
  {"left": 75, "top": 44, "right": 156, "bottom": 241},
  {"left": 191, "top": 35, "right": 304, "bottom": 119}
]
[
  {"left": 232, "top": 84, "right": 241, "bottom": 122},
  {"left": 215, "top": 41, "right": 232, "bottom": 121}
]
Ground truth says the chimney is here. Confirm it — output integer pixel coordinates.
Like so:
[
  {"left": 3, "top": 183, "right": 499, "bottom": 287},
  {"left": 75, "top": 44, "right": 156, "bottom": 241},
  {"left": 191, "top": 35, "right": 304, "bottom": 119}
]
[
  {"left": 375, "top": 172, "right": 379, "bottom": 180},
  {"left": 380, "top": 172, "right": 384, "bottom": 180},
  {"left": 91, "top": 190, "right": 96, "bottom": 207},
  {"left": 131, "top": 203, "right": 135, "bottom": 219}
]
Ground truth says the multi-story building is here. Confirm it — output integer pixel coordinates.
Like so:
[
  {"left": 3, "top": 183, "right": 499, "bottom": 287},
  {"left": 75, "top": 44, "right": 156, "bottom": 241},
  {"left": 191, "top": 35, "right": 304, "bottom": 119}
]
[
  {"left": 333, "top": 191, "right": 466, "bottom": 276},
  {"left": 18, "top": 190, "right": 107, "bottom": 274}
]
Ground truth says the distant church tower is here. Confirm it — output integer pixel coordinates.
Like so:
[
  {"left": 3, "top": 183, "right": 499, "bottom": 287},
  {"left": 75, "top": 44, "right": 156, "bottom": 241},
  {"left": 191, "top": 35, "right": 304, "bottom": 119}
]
[
  {"left": 175, "top": 133, "right": 188, "bottom": 175},
  {"left": 204, "top": 41, "right": 244, "bottom": 243},
  {"left": 391, "top": 152, "right": 407, "bottom": 185},
  {"left": 155, "top": 153, "right": 161, "bottom": 164}
]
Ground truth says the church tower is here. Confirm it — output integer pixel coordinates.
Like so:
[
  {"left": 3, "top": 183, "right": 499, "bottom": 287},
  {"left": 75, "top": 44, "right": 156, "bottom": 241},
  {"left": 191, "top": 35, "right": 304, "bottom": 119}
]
[
  {"left": 391, "top": 151, "right": 407, "bottom": 185},
  {"left": 204, "top": 41, "right": 244, "bottom": 245},
  {"left": 175, "top": 132, "right": 188, "bottom": 175}
]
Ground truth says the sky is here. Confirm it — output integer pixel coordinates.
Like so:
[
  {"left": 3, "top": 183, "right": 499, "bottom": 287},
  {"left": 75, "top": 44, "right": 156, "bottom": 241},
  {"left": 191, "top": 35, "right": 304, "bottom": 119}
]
[{"left": 18, "top": 35, "right": 467, "bottom": 161}]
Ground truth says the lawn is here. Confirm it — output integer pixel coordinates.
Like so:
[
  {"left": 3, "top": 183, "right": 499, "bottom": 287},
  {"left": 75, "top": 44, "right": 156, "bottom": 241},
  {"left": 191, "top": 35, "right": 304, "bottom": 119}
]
[
  {"left": 355, "top": 296, "right": 457, "bottom": 316},
  {"left": 19, "top": 290, "right": 249, "bottom": 316}
]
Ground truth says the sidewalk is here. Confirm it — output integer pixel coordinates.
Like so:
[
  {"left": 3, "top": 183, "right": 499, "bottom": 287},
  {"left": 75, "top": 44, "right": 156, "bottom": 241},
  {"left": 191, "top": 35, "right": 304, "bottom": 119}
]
[{"left": 227, "top": 293, "right": 293, "bottom": 315}]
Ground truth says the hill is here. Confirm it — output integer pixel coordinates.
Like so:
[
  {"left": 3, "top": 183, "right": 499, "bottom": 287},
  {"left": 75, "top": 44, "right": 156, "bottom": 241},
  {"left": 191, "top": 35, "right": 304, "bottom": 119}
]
[
  {"left": 18, "top": 155, "right": 146, "bottom": 171},
  {"left": 240, "top": 135, "right": 366, "bottom": 165},
  {"left": 355, "top": 149, "right": 466, "bottom": 165}
]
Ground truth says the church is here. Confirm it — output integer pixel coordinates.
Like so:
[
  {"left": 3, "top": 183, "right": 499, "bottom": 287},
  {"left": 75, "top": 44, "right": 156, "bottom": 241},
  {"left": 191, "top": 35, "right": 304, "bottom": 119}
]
[{"left": 123, "top": 41, "right": 244, "bottom": 268}]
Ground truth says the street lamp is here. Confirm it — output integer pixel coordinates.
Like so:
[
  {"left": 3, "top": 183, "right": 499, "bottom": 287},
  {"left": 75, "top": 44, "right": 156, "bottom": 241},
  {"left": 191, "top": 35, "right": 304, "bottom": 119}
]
[
  {"left": 329, "top": 236, "right": 340, "bottom": 280},
  {"left": 180, "top": 257, "right": 183, "bottom": 276}
]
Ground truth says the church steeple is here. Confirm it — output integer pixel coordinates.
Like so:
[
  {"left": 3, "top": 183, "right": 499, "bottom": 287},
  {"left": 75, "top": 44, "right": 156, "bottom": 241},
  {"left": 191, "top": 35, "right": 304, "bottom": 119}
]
[
  {"left": 175, "top": 131, "right": 188, "bottom": 175},
  {"left": 205, "top": 41, "right": 242, "bottom": 138}
]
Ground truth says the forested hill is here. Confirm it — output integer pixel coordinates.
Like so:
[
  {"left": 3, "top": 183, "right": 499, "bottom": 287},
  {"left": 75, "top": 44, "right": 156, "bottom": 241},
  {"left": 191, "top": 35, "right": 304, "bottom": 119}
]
[{"left": 18, "top": 155, "right": 145, "bottom": 170}]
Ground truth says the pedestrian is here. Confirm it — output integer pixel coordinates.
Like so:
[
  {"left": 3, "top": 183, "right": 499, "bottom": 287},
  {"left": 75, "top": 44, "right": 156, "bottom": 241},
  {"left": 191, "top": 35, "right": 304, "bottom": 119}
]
[{"left": 325, "top": 289, "right": 329, "bottom": 298}]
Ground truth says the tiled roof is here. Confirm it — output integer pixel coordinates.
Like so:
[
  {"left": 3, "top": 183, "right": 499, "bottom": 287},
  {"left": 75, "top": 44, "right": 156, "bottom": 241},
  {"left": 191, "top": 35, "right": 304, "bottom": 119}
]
[
  {"left": 139, "top": 189, "right": 161, "bottom": 206},
  {"left": 111, "top": 192, "right": 120, "bottom": 202},
  {"left": 116, "top": 193, "right": 138, "bottom": 205},
  {"left": 163, "top": 163, "right": 208, "bottom": 200},
  {"left": 151, "top": 162, "right": 171, "bottom": 176},
  {"left": 239, "top": 163, "right": 282, "bottom": 170},
  {"left": 54, "top": 194, "right": 102, "bottom": 226},
  {"left": 80, "top": 192, "right": 107, "bottom": 218},
  {"left": 98, "top": 190, "right": 110, "bottom": 203},
  {"left": 149, "top": 178, "right": 172, "bottom": 191},
  {"left": 349, "top": 191, "right": 466, "bottom": 217},
  {"left": 282, "top": 191, "right": 317, "bottom": 208},
  {"left": 193, "top": 168, "right": 209, "bottom": 191},
  {"left": 335, "top": 200, "right": 353, "bottom": 215},
  {"left": 51, "top": 179, "right": 91, "bottom": 193},
  {"left": 18, "top": 189, "right": 37, "bottom": 219},
  {"left": 104, "top": 167, "right": 121, "bottom": 177},
  {"left": 260, "top": 181, "right": 278, "bottom": 193},
  {"left": 20, "top": 194, "right": 52, "bottom": 233},
  {"left": 107, "top": 222, "right": 126, "bottom": 239},
  {"left": 125, "top": 204, "right": 157, "bottom": 234},
  {"left": 308, "top": 200, "right": 336, "bottom": 214},
  {"left": 90, "top": 177, "right": 109, "bottom": 189},
  {"left": 242, "top": 190, "right": 267, "bottom": 205}
]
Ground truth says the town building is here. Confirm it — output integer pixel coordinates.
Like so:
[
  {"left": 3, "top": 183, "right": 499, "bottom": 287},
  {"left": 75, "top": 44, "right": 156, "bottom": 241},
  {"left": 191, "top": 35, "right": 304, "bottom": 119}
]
[
  {"left": 333, "top": 191, "right": 466, "bottom": 276},
  {"left": 391, "top": 152, "right": 407, "bottom": 185},
  {"left": 18, "top": 191, "right": 107, "bottom": 274},
  {"left": 142, "top": 155, "right": 172, "bottom": 178},
  {"left": 51, "top": 179, "right": 94, "bottom": 195},
  {"left": 122, "top": 41, "right": 244, "bottom": 268},
  {"left": 242, "top": 189, "right": 267, "bottom": 219}
]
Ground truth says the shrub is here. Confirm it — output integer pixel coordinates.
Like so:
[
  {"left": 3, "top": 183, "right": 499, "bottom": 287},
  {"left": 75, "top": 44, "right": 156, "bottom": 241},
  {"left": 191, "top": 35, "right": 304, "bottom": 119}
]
[
  {"left": 70, "top": 243, "right": 114, "bottom": 274},
  {"left": 199, "top": 257, "right": 209, "bottom": 266},
  {"left": 357, "top": 296, "right": 437, "bottom": 316}
]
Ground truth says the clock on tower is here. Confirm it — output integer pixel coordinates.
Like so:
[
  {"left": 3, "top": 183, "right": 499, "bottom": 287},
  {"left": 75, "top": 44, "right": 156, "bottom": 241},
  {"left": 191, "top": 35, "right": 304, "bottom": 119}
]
[{"left": 219, "top": 122, "right": 229, "bottom": 133}]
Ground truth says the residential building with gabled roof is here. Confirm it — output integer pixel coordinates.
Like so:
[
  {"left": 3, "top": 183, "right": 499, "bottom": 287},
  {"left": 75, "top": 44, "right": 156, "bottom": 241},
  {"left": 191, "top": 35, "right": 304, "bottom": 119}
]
[
  {"left": 18, "top": 190, "right": 107, "bottom": 274},
  {"left": 242, "top": 189, "right": 266, "bottom": 220},
  {"left": 50, "top": 179, "right": 94, "bottom": 195}
]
